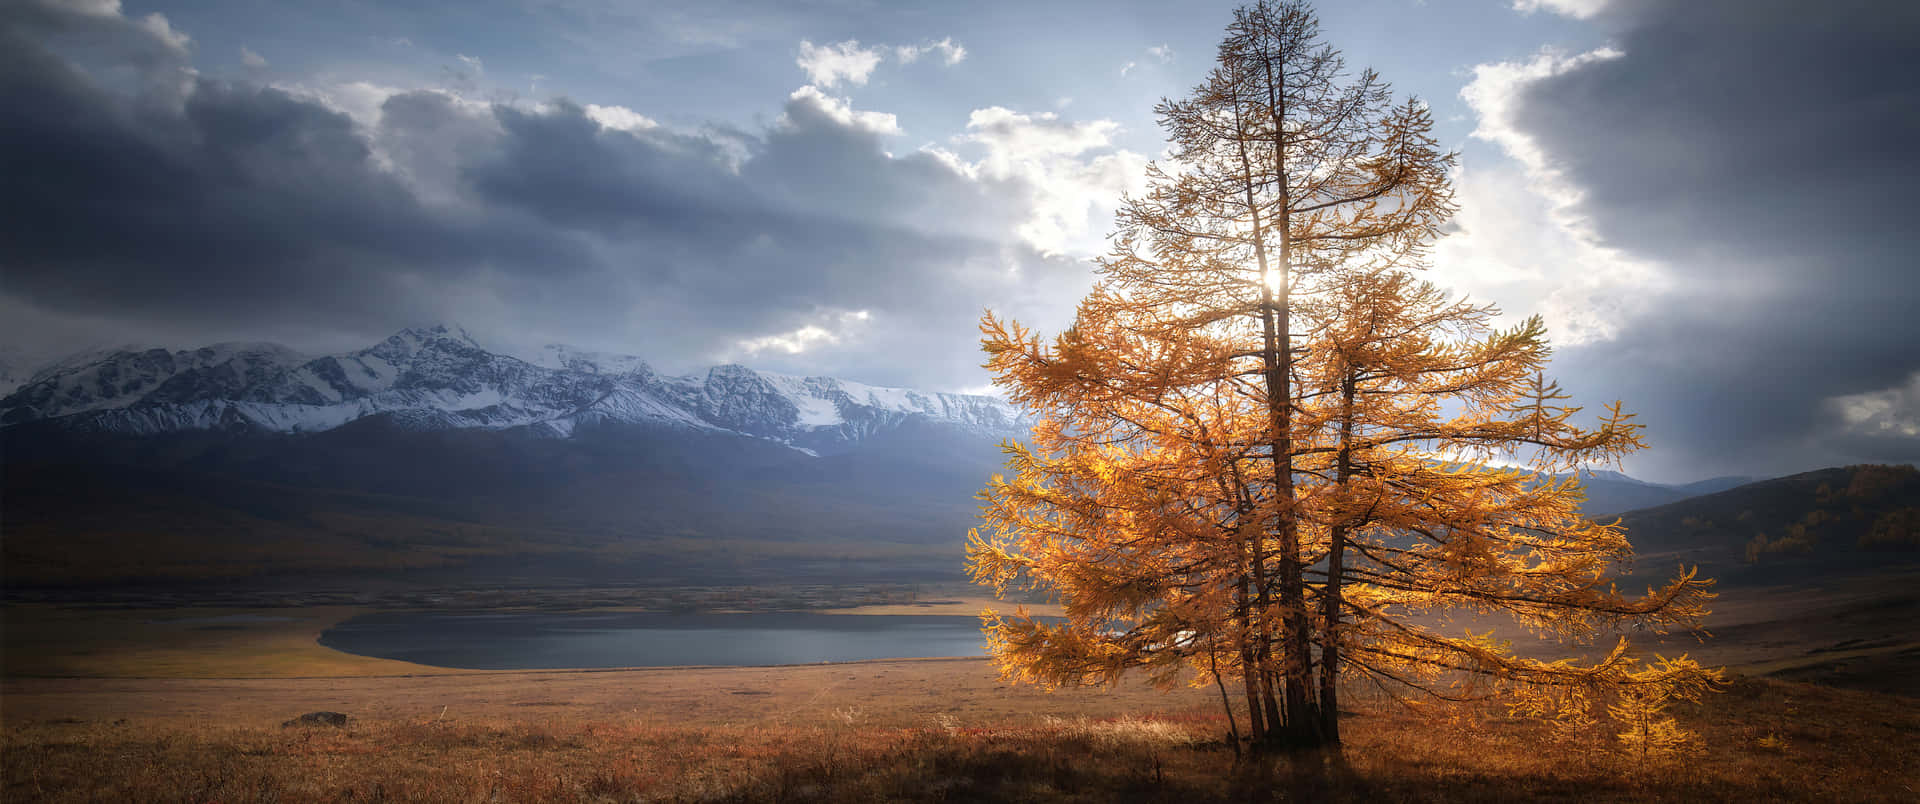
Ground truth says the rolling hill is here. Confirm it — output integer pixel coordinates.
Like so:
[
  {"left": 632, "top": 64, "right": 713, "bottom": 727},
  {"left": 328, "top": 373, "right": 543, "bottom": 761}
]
[{"left": 1611, "top": 464, "right": 1920, "bottom": 586}]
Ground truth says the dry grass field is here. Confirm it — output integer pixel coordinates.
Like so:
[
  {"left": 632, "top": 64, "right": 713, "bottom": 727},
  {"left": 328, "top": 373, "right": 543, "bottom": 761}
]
[
  {"left": 3, "top": 590, "right": 1916, "bottom": 802},
  {"left": 4, "top": 663, "right": 1915, "bottom": 802}
]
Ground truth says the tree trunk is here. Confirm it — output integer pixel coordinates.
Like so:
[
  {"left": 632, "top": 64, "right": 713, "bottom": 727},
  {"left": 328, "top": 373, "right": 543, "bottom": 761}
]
[
  {"left": 1208, "top": 633, "right": 1243, "bottom": 755},
  {"left": 1237, "top": 574, "right": 1267, "bottom": 741},
  {"left": 1228, "top": 79, "right": 1311, "bottom": 749},
  {"left": 1259, "top": 48, "right": 1321, "bottom": 750},
  {"left": 1319, "top": 371, "right": 1358, "bottom": 749}
]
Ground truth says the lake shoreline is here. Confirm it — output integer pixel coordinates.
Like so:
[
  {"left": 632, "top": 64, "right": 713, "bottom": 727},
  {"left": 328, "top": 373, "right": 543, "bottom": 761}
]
[
  {"left": 317, "top": 609, "right": 1002, "bottom": 670},
  {"left": 2, "top": 593, "right": 1034, "bottom": 679}
]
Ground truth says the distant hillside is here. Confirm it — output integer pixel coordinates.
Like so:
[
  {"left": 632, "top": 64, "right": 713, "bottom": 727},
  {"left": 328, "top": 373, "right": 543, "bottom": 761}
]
[
  {"left": 1616, "top": 464, "right": 1920, "bottom": 585},
  {"left": 1467, "top": 468, "right": 1756, "bottom": 519},
  {"left": 1, "top": 347, "right": 1827, "bottom": 592},
  {"left": 0, "top": 326, "right": 1041, "bottom": 589},
  {"left": 0, "top": 417, "right": 1007, "bottom": 587},
  {"left": 1667, "top": 475, "right": 1762, "bottom": 498},
  {"left": 1560, "top": 470, "right": 1688, "bottom": 518}
]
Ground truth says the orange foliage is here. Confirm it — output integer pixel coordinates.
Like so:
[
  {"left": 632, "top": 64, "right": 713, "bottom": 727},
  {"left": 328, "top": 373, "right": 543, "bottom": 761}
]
[{"left": 969, "top": 0, "right": 1720, "bottom": 754}]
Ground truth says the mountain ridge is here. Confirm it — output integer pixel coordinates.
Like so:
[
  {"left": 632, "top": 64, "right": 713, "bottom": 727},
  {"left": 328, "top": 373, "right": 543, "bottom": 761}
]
[
  {"left": 0, "top": 325, "right": 1029, "bottom": 454},
  {"left": 1554, "top": 469, "right": 1760, "bottom": 517},
  {"left": 5, "top": 327, "right": 1849, "bottom": 590}
]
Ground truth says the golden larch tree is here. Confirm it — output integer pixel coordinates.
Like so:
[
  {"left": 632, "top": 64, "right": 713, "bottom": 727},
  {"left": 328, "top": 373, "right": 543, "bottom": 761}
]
[{"left": 968, "top": 0, "right": 1720, "bottom": 756}]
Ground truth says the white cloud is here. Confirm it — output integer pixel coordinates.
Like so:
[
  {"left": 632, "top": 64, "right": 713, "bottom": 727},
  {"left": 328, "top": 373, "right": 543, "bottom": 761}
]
[
  {"left": 1510, "top": 0, "right": 1610, "bottom": 19},
  {"left": 135, "top": 11, "right": 190, "bottom": 52},
  {"left": 801, "top": 37, "right": 966, "bottom": 89},
  {"left": 797, "top": 39, "right": 884, "bottom": 88},
  {"left": 1828, "top": 373, "right": 1920, "bottom": 439},
  {"left": 455, "top": 53, "right": 484, "bottom": 75},
  {"left": 48, "top": 0, "right": 125, "bottom": 15},
  {"left": 239, "top": 46, "right": 267, "bottom": 70},
  {"left": 784, "top": 86, "right": 901, "bottom": 135},
  {"left": 964, "top": 107, "right": 1119, "bottom": 160},
  {"left": 896, "top": 37, "right": 967, "bottom": 66},
  {"left": 1429, "top": 164, "right": 1663, "bottom": 345},
  {"left": 1119, "top": 60, "right": 1137, "bottom": 77},
  {"left": 953, "top": 107, "right": 1147, "bottom": 257},
  {"left": 1429, "top": 165, "right": 1550, "bottom": 285},
  {"left": 585, "top": 103, "right": 657, "bottom": 132},
  {"left": 59, "top": 0, "right": 191, "bottom": 53},
  {"left": 276, "top": 79, "right": 409, "bottom": 128},
  {"left": 1440, "top": 46, "right": 1666, "bottom": 345},
  {"left": 736, "top": 310, "right": 873, "bottom": 356},
  {"left": 1462, "top": 47, "right": 1623, "bottom": 211}
]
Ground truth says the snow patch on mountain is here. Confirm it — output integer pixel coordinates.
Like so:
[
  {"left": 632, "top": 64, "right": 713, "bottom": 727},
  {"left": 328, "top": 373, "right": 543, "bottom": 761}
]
[
  {"left": 0, "top": 327, "right": 1032, "bottom": 452},
  {"left": 527, "top": 345, "right": 652, "bottom": 378},
  {"left": 1570, "top": 468, "right": 1662, "bottom": 488}
]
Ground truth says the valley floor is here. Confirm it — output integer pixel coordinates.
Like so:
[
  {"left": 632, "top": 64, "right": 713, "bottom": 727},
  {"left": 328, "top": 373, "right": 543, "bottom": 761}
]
[
  {"left": 3, "top": 662, "right": 1915, "bottom": 802},
  {"left": 3, "top": 579, "right": 1916, "bottom": 801}
]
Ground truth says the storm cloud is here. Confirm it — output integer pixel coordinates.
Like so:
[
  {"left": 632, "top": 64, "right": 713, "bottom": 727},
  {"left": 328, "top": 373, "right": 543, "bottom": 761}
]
[
  {"left": 1494, "top": 0, "right": 1920, "bottom": 478},
  {"left": 0, "top": 0, "right": 1098, "bottom": 389},
  {"left": 3, "top": 0, "right": 1916, "bottom": 480}
]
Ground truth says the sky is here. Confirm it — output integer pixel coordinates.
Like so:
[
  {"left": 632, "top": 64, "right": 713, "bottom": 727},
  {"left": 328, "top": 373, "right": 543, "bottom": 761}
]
[{"left": 1, "top": 0, "right": 1915, "bottom": 482}]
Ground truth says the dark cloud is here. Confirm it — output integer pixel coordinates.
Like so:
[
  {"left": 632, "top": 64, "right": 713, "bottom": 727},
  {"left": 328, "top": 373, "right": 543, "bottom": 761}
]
[
  {"left": 0, "top": 1, "right": 1085, "bottom": 389},
  {"left": 469, "top": 101, "right": 757, "bottom": 237},
  {"left": 1512, "top": 0, "right": 1920, "bottom": 478},
  {"left": 0, "top": 4, "right": 587, "bottom": 343}
]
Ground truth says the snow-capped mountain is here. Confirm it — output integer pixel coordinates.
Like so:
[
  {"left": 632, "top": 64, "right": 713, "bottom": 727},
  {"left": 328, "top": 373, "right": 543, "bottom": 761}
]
[
  {"left": 0, "top": 347, "right": 40, "bottom": 398},
  {"left": 0, "top": 325, "right": 1030, "bottom": 452},
  {"left": 1569, "top": 469, "right": 1661, "bottom": 487}
]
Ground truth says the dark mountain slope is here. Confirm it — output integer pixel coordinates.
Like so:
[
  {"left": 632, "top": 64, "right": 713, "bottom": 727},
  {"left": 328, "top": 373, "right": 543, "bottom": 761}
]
[
  {"left": 1, "top": 417, "right": 1007, "bottom": 587},
  {"left": 1667, "top": 475, "right": 1760, "bottom": 498},
  {"left": 1568, "top": 472, "right": 1687, "bottom": 518},
  {"left": 1615, "top": 464, "right": 1920, "bottom": 586}
]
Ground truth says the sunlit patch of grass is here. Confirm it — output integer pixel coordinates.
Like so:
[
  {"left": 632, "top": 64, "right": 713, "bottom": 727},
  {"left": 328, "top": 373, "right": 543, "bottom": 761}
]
[
  {"left": 1039, "top": 714, "right": 1205, "bottom": 748},
  {"left": 1, "top": 605, "right": 436, "bottom": 678}
]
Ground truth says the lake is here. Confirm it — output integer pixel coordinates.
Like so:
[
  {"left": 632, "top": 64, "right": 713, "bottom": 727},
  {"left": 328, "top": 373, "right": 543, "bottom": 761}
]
[{"left": 318, "top": 611, "right": 991, "bottom": 669}]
